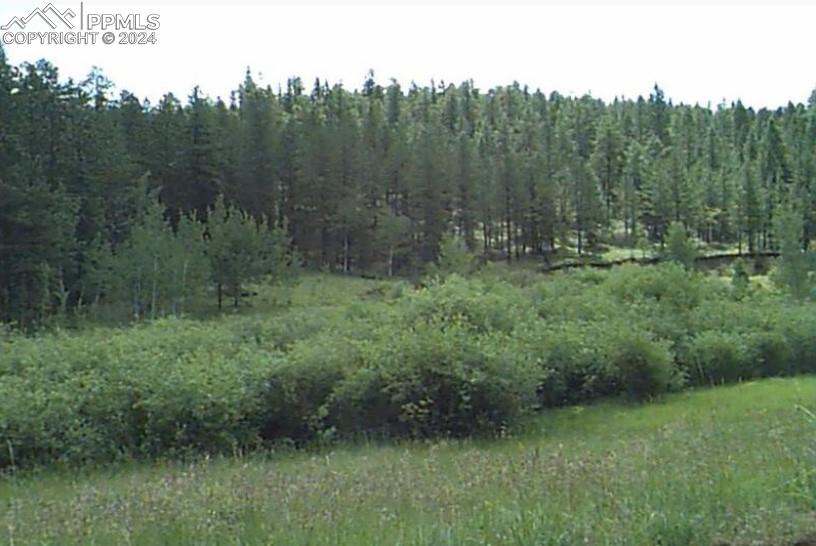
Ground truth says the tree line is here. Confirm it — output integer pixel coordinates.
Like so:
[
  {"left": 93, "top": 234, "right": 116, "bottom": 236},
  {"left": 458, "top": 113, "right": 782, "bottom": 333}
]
[{"left": 1, "top": 45, "right": 815, "bottom": 325}]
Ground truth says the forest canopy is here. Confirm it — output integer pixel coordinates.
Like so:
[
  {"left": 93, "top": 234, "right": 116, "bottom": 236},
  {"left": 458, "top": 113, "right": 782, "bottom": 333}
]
[{"left": 1, "top": 46, "right": 815, "bottom": 325}]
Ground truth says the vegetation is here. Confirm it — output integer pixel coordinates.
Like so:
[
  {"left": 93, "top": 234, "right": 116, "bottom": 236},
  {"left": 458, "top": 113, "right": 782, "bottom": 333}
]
[
  {"left": 2, "top": 377, "right": 815, "bottom": 545},
  {"left": 2, "top": 46, "right": 816, "bottom": 326},
  {"left": 2, "top": 265, "right": 815, "bottom": 470},
  {"left": 773, "top": 205, "right": 816, "bottom": 299},
  {"left": 3, "top": 44, "right": 816, "bottom": 546},
  {"left": 664, "top": 221, "right": 697, "bottom": 269}
]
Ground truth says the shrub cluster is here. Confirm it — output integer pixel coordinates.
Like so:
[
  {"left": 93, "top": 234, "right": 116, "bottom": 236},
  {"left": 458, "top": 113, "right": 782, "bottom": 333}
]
[{"left": 2, "top": 266, "right": 815, "bottom": 469}]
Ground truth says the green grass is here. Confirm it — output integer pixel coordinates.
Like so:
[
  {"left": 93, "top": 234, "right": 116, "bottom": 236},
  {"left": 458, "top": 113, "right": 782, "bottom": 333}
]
[
  {"left": 66, "top": 271, "right": 401, "bottom": 328},
  {"left": 552, "top": 240, "right": 753, "bottom": 266},
  {"left": 3, "top": 377, "right": 816, "bottom": 546}
]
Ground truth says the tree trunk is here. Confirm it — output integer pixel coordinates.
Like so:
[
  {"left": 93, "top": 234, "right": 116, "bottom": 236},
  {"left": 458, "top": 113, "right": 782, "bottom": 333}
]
[
  {"left": 151, "top": 255, "right": 158, "bottom": 320},
  {"left": 343, "top": 231, "right": 350, "bottom": 273},
  {"left": 388, "top": 247, "right": 394, "bottom": 277},
  {"left": 505, "top": 216, "right": 512, "bottom": 264},
  {"left": 577, "top": 229, "right": 583, "bottom": 255},
  {"left": 179, "top": 260, "right": 188, "bottom": 316}
]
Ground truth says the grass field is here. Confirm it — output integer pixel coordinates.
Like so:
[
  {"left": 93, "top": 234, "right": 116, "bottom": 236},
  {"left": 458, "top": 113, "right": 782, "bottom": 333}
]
[{"left": 3, "top": 377, "right": 815, "bottom": 546}]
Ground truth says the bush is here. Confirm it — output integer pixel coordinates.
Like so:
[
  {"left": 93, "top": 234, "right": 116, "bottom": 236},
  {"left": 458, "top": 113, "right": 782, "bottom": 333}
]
[
  {"left": 664, "top": 221, "right": 697, "bottom": 269},
  {"left": 401, "top": 275, "right": 534, "bottom": 335},
  {"left": 233, "top": 309, "right": 339, "bottom": 351},
  {"left": 731, "top": 258, "right": 750, "bottom": 296},
  {"left": 780, "top": 307, "right": 816, "bottom": 374},
  {"left": 604, "top": 329, "right": 678, "bottom": 401},
  {"left": 747, "top": 330, "right": 793, "bottom": 378},
  {"left": 2, "top": 266, "right": 816, "bottom": 470},
  {"left": 132, "top": 345, "right": 270, "bottom": 457},
  {"left": 477, "top": 261, "right": 542, "bottom": 288},
  {"left": 425, "top": 235, "right": 477, "bottom": 280},
  {"left": 528, "top": 322, "right": 618, "bottom": 406},
  {"left": 686, "top": 331, "right": 756, "bottom": 385},
  {"left": 260, "top": 332, "right": 360, "bottom": 442},
  {"left": 386, "top": 280, "right": 412, "bottom": 300},
  {"left": 330, "top": 322, "right": 538, "bottom": 437},
  {"left": 0, "top": 320, "right": 273, "bottom": 466},
  {"left": 602, "top": 263, "right": 705, "bottom": 311}
]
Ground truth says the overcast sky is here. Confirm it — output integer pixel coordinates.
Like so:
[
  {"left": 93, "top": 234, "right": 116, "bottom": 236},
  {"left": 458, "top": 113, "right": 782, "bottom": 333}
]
[{"left": 1, "top": 0, "right": 814, "bottom": 109}]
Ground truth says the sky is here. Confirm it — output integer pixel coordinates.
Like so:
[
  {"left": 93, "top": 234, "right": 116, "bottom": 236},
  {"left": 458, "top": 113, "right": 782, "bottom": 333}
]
[{"left": 0, "top": 0, "right": 814, "bottom": 109}]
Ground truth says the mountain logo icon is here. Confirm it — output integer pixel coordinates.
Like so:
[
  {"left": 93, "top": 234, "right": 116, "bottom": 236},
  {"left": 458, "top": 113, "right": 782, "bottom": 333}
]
[{"left": 1, "top": 3, "right": 76, "bottom": 31}]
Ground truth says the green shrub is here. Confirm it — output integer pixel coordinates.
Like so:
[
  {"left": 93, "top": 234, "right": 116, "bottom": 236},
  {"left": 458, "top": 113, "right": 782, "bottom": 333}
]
[
  {"left": 233, "top": 310, "right": 339, "bottom": 351},
  {"left": 780, "top": 307, "right": 816, "bottom": 374},
  {"left": 688, "top": 297, "right": 768, "bottom": 336},
  {"left": 477, "top": 261, "right": 542, "bottom": 288},
  {"left": 528, "top": 322, "right": 618, "bottom": 406},
  {"left": 747, "top": 330, "right": 793, "bottom": 378},
  {"left": 535, "top": 288, "right": 624, "bottom": 324},
  {"left": 261, "top": 333, "right": 360, "bottom": 442},
  {"left": 602, "top": 263, "right": 704, "bottom": 311},
  {"left": 731, "top": 258, "right": 750, "bottom": 296},
  {"left": 132, "top": 345, "right": 270, "bottom": 457},
  {"left": 686, "top": 331, "right": 756, "bottom": 385},
  {"left": 330, "top": 322, "right": 538, "bottom": 437},
  {"left": 386, "top": 280, "right": 412, "bottom": 300},
  {"left": 425, "top": 235, "right": 477, "bottom": 280},
  {"left": 2, "top": 266, "right": 816, "bottom": 470},
  {"left": 0, "top": 319, "right": 272, "bottom": 466},
  {"left": 604, "top": 329, "right": 678, "bottom": 401},
  {"left": 664, "top": 221, "right": 697, "bottom": 269},
  {"left": 401, "top": 275, "right": 534, "bottom": 335},
  {"left": 0, "top": 374, "right": 86, "bottom": 467}
]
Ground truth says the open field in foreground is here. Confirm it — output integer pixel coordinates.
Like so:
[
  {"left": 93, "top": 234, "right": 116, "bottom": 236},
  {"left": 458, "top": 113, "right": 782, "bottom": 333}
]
[{"left": 2, "top": 377, "right": 816, "bottom": 546}]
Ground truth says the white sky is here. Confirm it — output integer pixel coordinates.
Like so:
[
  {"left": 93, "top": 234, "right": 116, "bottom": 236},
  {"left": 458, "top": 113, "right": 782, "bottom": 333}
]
[{"left": 1, "top": 0, "right": 814, "bottom": 109}]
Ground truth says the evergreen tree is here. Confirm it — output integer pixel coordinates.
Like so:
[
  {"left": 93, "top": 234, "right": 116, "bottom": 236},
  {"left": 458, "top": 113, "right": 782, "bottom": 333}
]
[
  {"left": 622, "top": 140, "right": 648, "bottom": 245},
  {"left": 772, "top": 205, "right": 813, "bottom": 299},
  {"left": 206, "top": 199, "right": 288, "bottom": 308},
  {"left": 590, "top": 112, "right": 625, "bottom": 227},
  {"left": 425, "top": 234, "right": 475, "bottom": 280},
  {"left": 234, "top": 71, "right": 282, "bottom": 223},
  {"left": 161, "top": 87, "right": 222, "bottom": 224},
  {"left": 3, "top": 52, "right": 816, "bottom": 324},
  {"left": 664, "top": 221, "right": 696, "bottom": 269},
  {"left": 0, "top": 170, "right": 76, "bottom": 326}
]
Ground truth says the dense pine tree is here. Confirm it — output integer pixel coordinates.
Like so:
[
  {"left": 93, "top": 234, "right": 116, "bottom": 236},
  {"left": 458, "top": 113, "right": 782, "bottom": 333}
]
[{"left": 1, "top": 45, "right": 815, "bottom": 324}]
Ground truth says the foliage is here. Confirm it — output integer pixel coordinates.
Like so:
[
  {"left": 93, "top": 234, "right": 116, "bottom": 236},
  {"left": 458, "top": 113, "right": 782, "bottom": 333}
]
[
  {"left": 528, "top": 321, "right": 617, "bottom": 406},
  {"left": 3, "top": 53, "right": 816, "bottom": 326},
  {"left": 772, "top": 205, "right": 814, "bottom": 299},
  {"left": 605, "top": 328, "right": 678, "bottom": 400},
  {"left": 0, "top": 173, "right": 77, "bottom": 327},
  {"left": 664, "top": 221, "right": 697, "bottom": 269},
  {"left": 686, "top": 331, "right": 756, "bottom": 385},
  {"left": 331, "top": 322, "right": 538, "bottom": 437},
  {"left": 425, "top": 235, "right": 477, "bottom": 280},
  {"left": 401, "top": 274, "right": 534, "bottom": 335},
  {"left": 206, "top": 198, "right": 290, "bottom": 308},
  {"left": 98, "top": 201, "right": 210, "bottom": 319},
  {"left": 2, "top": 266, "right": 816, "bottom": 469},
  {"left": 731, "top": 257, "right": 750, "bottom": 295},
  {"left": 4, "top": 378, "right": 816, "bottom": 546}
]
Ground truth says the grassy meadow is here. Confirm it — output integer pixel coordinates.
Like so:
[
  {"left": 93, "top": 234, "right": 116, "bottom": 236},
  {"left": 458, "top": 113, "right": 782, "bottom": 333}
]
[
  {"left": 2, "top": 378, "right": 816, "bottom": 545},
  {"left": 2, "top": 261, "right": 816, "bottom": 545}
]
